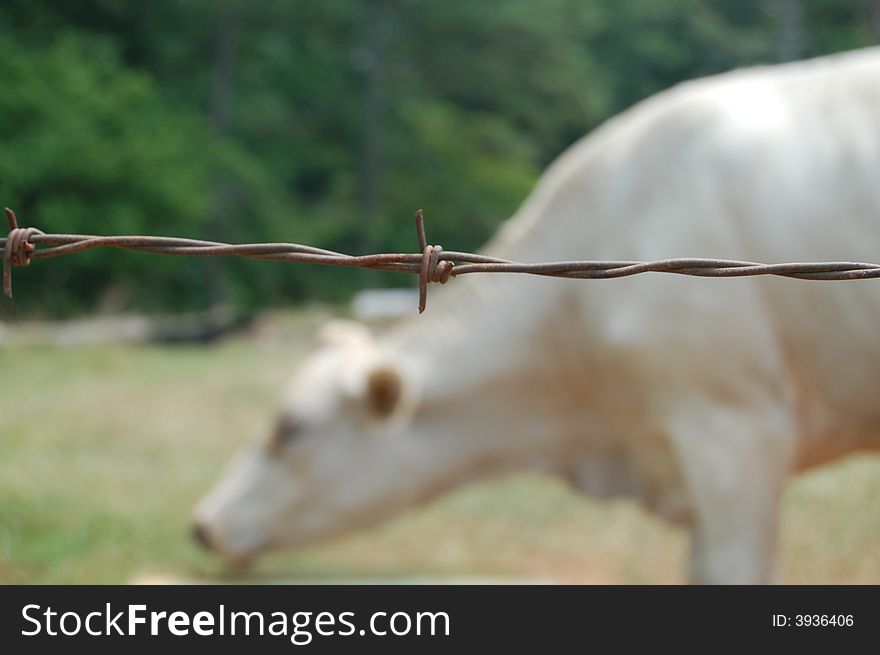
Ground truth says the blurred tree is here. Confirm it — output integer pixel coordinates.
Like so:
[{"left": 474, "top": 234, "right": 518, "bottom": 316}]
[
  {"left": 0, "top": 33, "right": 213, "bottom": 314},
  {"left": 357, "top": 0, "right": 391, "bottom": 257},
  {"left": 874, "top": 0, "right": 880, "bottom": 39},
  {"left": 205, "top": 0, "right": 242, "bottom": 305},
  {"left": 767, "top": 0, "right": 806, "bottom": 61},
  {"left": 0, "top": 0, "right": 876, "bottom": 317}
]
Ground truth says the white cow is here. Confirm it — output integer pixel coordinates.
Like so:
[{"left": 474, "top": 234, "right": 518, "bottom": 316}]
[{"left": 194, "top": 48, "right": 880, "bottom": 583}]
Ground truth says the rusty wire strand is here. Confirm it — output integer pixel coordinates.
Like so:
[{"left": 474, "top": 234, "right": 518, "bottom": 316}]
[{"left": 5, "top": 206, "right": 880, "bottom": 312}]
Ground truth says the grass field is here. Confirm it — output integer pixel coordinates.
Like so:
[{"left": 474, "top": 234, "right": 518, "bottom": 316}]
[{"left": 1, "top": 322, "right": 879, "bottom": 584}]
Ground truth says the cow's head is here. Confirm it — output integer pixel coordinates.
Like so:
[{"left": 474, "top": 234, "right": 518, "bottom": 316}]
[{"left": 192, "top": 321, "right": 430, "bottom": 563}]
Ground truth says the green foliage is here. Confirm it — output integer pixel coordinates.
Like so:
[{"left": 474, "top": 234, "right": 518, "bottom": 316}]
[
  {"left": 0, "top": 33, "right": 211, "bottom": 313},
  {"left": 0, "top": 0, "right": 876, "bottom": 316}
]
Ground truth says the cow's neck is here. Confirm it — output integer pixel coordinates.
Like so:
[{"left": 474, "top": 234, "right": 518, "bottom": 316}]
[
  {"left": 384, "top": 241, "right": 598, "bottom": 486},
  {"left": 389, "top": 198, "right": 582, "bottom": 395}
]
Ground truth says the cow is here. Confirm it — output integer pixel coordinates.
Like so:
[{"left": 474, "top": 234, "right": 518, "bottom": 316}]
[{"left": 193, "top": 47, "right": 880, "bottom": 583}]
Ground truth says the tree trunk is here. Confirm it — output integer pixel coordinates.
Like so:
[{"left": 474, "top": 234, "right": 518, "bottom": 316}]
[
  {"left": 872, "top": 0, "right": 880, "bottom": 43},
  {"left": 206, "top": 2, "right": 241, "bottom": 305},
  {"left": 358, "top": 0, "right": 390, "bottom": 266},
  {"left": 768, "top": 0, "right": 805, "bottom": 62}
]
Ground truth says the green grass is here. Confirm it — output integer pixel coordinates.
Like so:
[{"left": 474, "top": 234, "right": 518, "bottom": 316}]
[{"left": 1, "top": 333, "right": 878, "bottom": 584}]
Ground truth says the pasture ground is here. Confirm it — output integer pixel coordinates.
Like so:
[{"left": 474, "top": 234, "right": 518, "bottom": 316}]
[{"left": 1, "top": 311, "right": 879, "bottom": 584}]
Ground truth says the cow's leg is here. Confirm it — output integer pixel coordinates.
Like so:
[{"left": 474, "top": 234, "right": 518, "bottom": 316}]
[{"left": 667, "top": 401, "right": 795, "bottom": 584}]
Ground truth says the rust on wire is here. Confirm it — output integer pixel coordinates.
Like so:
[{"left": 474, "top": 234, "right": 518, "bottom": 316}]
[
  {"left": 3, "top": 208, "right": 43, "bottom": 299},
  {"left": 415, "top": 209, "right": 453, "bottom": 313},
  {"left": 4, "top": 206, "right": 880, "bottom": 310}
]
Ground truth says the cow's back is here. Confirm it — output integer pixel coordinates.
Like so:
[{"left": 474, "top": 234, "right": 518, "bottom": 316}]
[{"left": 480, "top": 47, "right": 880, "bottom": 466}]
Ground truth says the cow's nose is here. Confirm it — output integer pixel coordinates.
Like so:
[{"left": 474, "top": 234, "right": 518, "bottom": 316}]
[{"left": 192, "top": 522, "right": 214, "bottom": 551}]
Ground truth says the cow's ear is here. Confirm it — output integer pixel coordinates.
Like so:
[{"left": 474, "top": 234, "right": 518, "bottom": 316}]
[{"left": 366, "top": 366, "right": 403, "bottom": 418}]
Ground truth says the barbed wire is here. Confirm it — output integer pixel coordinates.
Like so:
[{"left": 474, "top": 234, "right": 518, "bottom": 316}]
[{"left": 5, "top": 207, "right": 880, "bottom": 313}]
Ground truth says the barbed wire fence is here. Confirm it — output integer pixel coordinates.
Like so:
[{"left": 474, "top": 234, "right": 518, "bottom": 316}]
[{"left": 5, "top": 207, "right": 880, "bottom": 314}]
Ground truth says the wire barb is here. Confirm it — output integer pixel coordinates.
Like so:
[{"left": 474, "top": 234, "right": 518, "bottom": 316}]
[
  {"left": 415, "top": 209, "right": 453, "bottom": 313},
  {"left": 4, "top": 205, "right": 880, "bottom": 311},
  {"left": 3, "top": 208, "right": 43, "bottom": 299}
]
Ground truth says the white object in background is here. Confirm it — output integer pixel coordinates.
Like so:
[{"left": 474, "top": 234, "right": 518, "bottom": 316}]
[{"left": 351, "top": 288, "right": 419, "bottom": 322}]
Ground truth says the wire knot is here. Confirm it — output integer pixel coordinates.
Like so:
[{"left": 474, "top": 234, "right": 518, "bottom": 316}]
[
  {"left": 3, "top": 208, "right": 43, "bottom": 298},
  {"left": 415, "top": 209, "right": 453, "bottom": 313}
]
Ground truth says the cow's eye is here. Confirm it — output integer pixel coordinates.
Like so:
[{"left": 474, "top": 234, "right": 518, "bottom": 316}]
[{"left": 270, "top": 415, "right": 304, "bottom": 451}]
